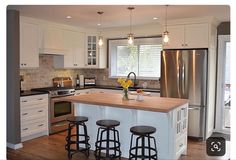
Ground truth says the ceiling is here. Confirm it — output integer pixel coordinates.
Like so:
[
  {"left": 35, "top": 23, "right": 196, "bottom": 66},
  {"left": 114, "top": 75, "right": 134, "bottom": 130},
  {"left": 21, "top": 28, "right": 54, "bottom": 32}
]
[{"left": 8, "top": 5, "right": 230, "bottom": 29}]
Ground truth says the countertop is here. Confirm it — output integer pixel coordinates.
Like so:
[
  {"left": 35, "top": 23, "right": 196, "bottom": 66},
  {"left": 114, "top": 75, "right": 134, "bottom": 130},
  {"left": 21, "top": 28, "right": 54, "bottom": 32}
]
[
  {"left": 63, "top": 92, "right": 188, "bottom": 113},
  {"left": 20, "top": 90, "right": 48, "bottom": 97},
  {"left": 74, "top": 85, "right": 160, "bottom": 93}
]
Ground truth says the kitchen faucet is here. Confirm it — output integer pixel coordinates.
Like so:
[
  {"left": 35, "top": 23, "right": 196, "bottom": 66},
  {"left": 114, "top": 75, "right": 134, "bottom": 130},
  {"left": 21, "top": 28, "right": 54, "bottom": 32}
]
[{"left": 127, "top": 72, "right": 138, "bottom": 87}]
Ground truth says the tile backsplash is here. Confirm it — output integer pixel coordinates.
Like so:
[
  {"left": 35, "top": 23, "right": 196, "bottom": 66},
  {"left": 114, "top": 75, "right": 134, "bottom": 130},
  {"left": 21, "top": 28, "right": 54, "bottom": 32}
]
[{"left": 20, "top": 55, "right": 160, "bottom": 90}]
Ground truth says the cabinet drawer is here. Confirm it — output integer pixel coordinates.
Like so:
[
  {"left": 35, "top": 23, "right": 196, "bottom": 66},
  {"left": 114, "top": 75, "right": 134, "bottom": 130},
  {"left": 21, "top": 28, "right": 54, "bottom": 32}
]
[
  {"left": 21, "top": 106, "right": 47, "bottom": 120},
  {"left": 176, "top": 135, "right": 187, "bottom": 154},
  {"left": 21, "top": 120, "right": 47, "bottom": 137},
  {"left": 21, "top": 94, "right": 48, "bottom": 106}
]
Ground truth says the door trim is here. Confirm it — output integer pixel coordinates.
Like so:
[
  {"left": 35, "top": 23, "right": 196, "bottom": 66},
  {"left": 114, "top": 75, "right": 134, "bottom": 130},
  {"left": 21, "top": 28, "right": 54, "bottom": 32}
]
[{"left": 215, "top": 35, "right": 230, "bottom": 134}]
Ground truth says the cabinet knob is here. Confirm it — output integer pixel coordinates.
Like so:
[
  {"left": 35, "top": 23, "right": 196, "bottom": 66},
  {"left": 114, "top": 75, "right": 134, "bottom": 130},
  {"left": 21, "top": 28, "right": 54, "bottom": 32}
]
[
  {"left": 185, "top": 44, "right": 188, "bottom": 46},
  {"left": 181, "top": 44, "right": 184, "bottom": 46}
]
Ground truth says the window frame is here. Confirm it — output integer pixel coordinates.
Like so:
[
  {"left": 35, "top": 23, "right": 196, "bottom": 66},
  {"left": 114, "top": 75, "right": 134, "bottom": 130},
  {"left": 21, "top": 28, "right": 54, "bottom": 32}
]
[{"left": 107, "top": 35, "right": 162, "bottom": 80}]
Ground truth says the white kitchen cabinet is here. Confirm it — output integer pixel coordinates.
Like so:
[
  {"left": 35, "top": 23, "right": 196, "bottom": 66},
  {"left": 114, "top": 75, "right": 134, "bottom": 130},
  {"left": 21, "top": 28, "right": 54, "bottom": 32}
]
[
  {"left": 164, "top": 23, "right": 208, "bottom": 49},
  {"left": 85, "top": 35, "right": 98, "bottom": 68},
  {"left": 20, "top": 94, "right": 49, "bottom": 142},
  {"left": 39, "top": 27, "right": 65, "bottom": 55},
  {"left": 20, "top": 22, "right": 40, "bottom": 68},
  {"left": 174, "top": 104, "right": 188, "bottom": 158},
  {"left": 55, "top": 30, "right": 85, "bottom": 68}
]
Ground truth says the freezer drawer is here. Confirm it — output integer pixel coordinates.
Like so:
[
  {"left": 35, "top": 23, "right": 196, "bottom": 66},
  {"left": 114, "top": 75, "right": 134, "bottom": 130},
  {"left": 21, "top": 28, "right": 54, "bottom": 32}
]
[{"left": 188, "top": 106, "right": 205, "bottom": 138}]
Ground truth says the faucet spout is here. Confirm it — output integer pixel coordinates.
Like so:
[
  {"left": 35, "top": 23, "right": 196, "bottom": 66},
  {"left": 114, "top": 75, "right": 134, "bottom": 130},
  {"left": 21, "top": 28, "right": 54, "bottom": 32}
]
[{"left": 127, "top": 72, "right": 138, "bottom": 87}]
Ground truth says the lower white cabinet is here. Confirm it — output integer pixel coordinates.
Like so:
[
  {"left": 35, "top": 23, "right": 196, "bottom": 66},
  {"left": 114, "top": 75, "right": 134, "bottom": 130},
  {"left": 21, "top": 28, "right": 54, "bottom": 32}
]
[{"left": 20, "top": 94, "right": 49, "bottom": 142}]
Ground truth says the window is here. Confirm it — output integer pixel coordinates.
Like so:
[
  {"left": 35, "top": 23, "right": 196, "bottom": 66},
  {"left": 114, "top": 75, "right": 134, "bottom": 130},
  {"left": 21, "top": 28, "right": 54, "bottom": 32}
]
[{"left": 109, "top": 37, "right": 162, "bottom": 79}]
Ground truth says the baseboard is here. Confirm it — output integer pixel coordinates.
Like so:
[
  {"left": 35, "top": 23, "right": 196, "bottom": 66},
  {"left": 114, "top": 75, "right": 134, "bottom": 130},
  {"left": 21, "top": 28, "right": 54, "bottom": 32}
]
[{"left": 7, "top": 142, "right": 23, "bottom": 149}]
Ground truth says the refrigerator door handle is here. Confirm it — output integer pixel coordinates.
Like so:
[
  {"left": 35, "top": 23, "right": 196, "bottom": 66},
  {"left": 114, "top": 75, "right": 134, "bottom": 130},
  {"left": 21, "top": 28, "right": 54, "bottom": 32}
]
[
  {"left": 188, "top": 107, "right": 200, "bottom": 110},
  {"left": 177, "top": 59, "right": 181, "bottom": 97},
  {"left": 182, "top": 61, "right": 185, "bottom": 96}
]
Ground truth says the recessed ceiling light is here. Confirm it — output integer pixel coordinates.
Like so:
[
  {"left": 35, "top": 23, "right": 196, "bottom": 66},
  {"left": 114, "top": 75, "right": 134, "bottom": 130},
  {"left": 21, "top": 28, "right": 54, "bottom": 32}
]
[
  {"left": 153, "top": 17, "right": 158, "bottom": 20},
  {"left": 66, "top": 16, "right": 72, "bottom": 19},
  {"left": 97, "top": 23, "right": 101, "bottom": 26}
]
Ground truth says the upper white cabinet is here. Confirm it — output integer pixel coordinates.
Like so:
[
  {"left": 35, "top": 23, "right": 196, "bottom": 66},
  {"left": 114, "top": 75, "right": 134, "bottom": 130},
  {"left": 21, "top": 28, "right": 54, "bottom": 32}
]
[
  {"left": 164, "top": 23, "right": 209, "bottom": 49},
  {"left": 20, "top": 22, "right": 40, "bottom": 68},
  {"left": 85, "top": 35, "right": 107, "bottom": 68},
  {"left": 85, "top": 35, "right": 98, "bottom": 68},
  {"left": 63, "top": 30, "right": 85, "bottom": 68},
  {"left": 39, "top": 27, "right": 65, "bottom": 54}
]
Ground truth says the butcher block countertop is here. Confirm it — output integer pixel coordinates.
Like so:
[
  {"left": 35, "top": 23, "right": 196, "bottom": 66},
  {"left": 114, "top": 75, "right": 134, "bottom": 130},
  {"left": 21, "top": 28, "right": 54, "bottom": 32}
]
[{"left": 63, "top": 92, "right": 188, "bottom": 113}]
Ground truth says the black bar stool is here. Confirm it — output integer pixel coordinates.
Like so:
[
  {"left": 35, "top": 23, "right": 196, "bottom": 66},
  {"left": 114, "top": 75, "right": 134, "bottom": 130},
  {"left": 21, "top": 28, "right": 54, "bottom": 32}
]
[
  {"left": 65, "top": 116, "right": 90, "bottom": 159},
  {"left": 129, "top": 125, "right": 158, "bottom": 160},
  {"left": 94, "top": 119, "right": 121, "bottom": 159}
]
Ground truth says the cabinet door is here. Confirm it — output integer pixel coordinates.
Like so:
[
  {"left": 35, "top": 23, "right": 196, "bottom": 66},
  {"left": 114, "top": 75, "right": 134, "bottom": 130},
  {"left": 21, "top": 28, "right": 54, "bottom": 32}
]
[
  {"left": 163, "top": 25, "right": 185, "bottom": 49},
  {"left": 20, "top": 22, "right": 39, "bottom": 68},
  {"left": 185, "top": 23, "right": 208, "bottom": 48},
  {"left": 63, "top": 30, "right": 85, "bottom": 68},
  {"left": 86, "top": 35, "right": 98, "bottom": 68}
]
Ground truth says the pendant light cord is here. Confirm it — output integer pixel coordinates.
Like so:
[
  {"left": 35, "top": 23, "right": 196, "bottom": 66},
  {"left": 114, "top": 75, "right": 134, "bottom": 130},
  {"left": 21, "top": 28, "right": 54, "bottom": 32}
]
[
  {"left": 165, "top": 5, "right": 168, "bottom": 31},
  {"left": 128, "top": 7, "right": 134, "bottom": 34}
]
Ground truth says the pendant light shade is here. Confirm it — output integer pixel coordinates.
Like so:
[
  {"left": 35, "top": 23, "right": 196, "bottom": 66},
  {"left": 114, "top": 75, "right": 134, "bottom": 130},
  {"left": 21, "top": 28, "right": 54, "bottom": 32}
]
[
  {"left": 127, "top": 7, "right": 135, "bottom": 45},
  {"left": 97, "top": 11, "right": 104, "bottom": 47},
  {"left": 98, "top": 36, "right": 103, "bottom": 46},
  {"left": 163, "top": 5, "right": 170, "bottom": 45}
]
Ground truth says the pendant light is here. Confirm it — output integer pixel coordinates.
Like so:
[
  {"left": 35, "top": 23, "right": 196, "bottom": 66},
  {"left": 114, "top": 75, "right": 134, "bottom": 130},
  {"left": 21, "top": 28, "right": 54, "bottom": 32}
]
[
  {"left": 127, "top": 7, "right": 135, "bottom": 45},
  {"left": 163, "top": 5, "right": 169, "bottom": 44},
  {"left": 97, "top": 11, "right": 104, "bottom": 47}
]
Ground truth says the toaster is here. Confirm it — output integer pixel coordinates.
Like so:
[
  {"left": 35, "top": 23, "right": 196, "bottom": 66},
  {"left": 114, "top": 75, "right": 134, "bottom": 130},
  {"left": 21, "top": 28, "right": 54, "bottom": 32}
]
[{"left": 84, "top": 77, "right": 96, "bottom": 86}]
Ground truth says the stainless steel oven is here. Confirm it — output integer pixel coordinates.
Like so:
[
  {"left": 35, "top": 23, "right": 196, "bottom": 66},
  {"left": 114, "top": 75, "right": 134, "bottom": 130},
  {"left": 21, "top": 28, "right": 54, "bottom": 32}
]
[
  {"left": 50, "top": 97, "right": 74, "bottom": 134},
  {"left": 31, "top": 85, "right": 75, "bottom": 134}
]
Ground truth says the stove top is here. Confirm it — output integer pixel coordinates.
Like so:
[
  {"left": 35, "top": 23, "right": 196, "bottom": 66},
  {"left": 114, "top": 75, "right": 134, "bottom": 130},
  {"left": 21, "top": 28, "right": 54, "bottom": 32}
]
[{"left": 31, "top": 87, "right": 75, "bottom": 97}]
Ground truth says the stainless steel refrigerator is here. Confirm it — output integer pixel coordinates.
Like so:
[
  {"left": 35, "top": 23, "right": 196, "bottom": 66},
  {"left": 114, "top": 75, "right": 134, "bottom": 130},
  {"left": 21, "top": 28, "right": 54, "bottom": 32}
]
[{"left": 160, "top": 49, "right": 208, "bottom": 139}]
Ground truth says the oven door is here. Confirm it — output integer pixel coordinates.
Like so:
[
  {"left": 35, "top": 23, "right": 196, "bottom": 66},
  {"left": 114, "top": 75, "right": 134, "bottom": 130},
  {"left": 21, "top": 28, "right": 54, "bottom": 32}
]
[{"left": 50, "top": 97, "right": 74, "bottom": 123}]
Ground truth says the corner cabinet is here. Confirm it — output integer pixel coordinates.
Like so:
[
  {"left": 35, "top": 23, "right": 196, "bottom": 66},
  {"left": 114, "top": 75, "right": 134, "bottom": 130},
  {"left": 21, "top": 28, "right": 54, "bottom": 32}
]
[
  {"left": 20, "top": 94, "right": 49, "bottom": 142},
  {"left": 164, "top": 23, "right": 209, "bottom": 49},
  {"left": 20, "top": 22, "right": 40, "bottom": 68}
]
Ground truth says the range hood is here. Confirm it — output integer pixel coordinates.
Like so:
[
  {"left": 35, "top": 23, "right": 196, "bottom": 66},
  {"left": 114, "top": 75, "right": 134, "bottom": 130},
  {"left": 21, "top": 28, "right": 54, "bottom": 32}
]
[{"left": 39, "top": 48, "right": 66, "bottom": 55}]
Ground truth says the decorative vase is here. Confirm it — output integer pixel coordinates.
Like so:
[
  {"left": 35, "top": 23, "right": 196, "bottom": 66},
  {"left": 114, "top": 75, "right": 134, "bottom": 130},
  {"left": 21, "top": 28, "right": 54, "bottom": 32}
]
[{"left": 122, "top": 88, "right": 129, "bottom": 100}]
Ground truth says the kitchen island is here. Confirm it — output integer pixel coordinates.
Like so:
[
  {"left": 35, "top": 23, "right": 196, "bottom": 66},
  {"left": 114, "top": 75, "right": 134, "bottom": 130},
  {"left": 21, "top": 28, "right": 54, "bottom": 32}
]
[{"left": 64, "top": 93, "right": 188, "bottom": 159}]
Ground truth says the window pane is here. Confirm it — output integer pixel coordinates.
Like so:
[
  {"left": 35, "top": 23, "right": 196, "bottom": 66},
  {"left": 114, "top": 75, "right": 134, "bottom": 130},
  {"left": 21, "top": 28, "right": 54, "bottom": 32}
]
[
  {"left": 139, "top": 45, "right": 162, "bottom": 77},
  {"left": 116, "top": 45, "right": 138, "bottom": 76}
]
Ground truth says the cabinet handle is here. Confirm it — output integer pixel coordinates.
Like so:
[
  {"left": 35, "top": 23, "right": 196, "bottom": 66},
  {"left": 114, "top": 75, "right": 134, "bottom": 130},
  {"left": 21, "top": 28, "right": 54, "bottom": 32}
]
[
  {"left": 179, "top": 143, "right": 183, "bottom": 147},
  {"left": 22, "top": 113, "right": 28, "bottom": 115},
  {"left": 22, "top": 100, "right": 28, "bottom": 102},
  {"left": 181, "top": 108, "right": 185, "bottom": 110},
  {"left": 23, "top": 128, "right": 28, "bottom": 131},
  {"left": 38, "top": 110, "right": 43, "bottom": 112},
  {"left": 38, "top": 124, "right": 44, "bottom": 127},
  {"left": 38, "top": 98, "right": 43, "bottom": 100}
]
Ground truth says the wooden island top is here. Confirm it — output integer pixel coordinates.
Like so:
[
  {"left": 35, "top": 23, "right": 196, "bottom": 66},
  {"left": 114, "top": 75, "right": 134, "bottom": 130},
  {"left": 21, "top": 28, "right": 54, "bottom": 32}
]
[{"left": 63, "top": 92, "right": 188, "bottom": 113}]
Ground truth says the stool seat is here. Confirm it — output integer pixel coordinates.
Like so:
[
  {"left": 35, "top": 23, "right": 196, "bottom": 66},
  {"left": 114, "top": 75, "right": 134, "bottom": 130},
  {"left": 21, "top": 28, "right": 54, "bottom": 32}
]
[
  {"left": 96, "top": 119, "right": 120, "bottom": 128},
  {"left": 67, "top": 116, "right": 88, "bottom": 123},
  {"left": 130, "top": 125, "right": 156, "bottom": 136}
]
